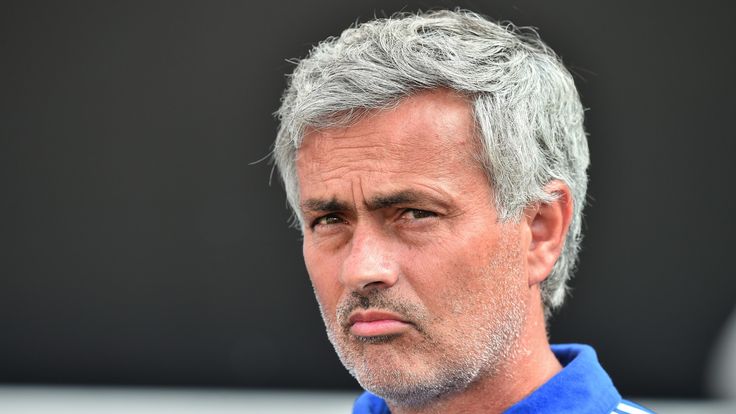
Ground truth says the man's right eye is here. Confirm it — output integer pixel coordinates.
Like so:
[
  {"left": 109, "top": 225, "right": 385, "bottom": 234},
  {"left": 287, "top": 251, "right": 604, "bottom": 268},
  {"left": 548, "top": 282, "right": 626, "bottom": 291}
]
[{"left": 312, "top": 214, "right": 345, "bottom": 228}]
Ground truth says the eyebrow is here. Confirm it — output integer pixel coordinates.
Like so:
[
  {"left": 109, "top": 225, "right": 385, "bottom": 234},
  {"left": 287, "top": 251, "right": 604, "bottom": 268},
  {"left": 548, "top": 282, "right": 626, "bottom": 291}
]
[
  {"left": 365, "top": 191, "right": 420, "bottom": 210},
  {"left": 300, "top": 198, "right": 350, "bottom": 213},
  {"left": 301, "top": 190, "right": 444, "bottom": 214}
]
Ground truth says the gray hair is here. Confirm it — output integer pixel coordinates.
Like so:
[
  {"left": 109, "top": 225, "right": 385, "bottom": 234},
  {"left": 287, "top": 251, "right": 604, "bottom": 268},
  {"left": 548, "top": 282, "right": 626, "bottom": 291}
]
[{"left": 273, "top": 9, "right": 589, "bottom": 315}]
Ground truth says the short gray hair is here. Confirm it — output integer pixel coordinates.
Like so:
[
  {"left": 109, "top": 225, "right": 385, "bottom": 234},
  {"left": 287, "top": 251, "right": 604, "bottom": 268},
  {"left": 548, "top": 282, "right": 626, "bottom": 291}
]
[{"left": 273, "top": 9, "right": 589, "bottom": 315}]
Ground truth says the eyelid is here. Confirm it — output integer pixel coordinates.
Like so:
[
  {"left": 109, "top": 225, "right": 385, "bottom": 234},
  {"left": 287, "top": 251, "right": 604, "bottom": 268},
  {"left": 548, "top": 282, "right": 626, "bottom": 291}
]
[
  {"left": 309, "top": 214, "right": 328, "bottom": 228},
  {"left": 310, "top": 213, "right": 346, "bottom": 229},
  {"left": 399, "top": 208, "right": 438, "bottom": 220}
]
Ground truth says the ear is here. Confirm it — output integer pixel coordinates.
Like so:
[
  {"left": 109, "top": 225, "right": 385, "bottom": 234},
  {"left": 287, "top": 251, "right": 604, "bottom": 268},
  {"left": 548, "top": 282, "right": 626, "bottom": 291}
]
[{"left": 523, "top": 181, "right": 574, "bottom": 287}]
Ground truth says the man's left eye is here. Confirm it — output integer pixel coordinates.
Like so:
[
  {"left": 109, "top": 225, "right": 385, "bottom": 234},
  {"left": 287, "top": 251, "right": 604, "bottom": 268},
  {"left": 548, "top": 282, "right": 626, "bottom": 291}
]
[{"left": 400, "top": 209, "right": 437, "bottom": 220}]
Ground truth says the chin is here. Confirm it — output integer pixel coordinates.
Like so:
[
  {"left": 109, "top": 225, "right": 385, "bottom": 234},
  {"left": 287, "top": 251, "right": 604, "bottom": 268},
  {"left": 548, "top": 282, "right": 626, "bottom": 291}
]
[
  {"left": 353, "top": 361, "right": 481, "bottom": 409},
  {"left": 338, "top": 343, "right": 483, "bottom": 408}
]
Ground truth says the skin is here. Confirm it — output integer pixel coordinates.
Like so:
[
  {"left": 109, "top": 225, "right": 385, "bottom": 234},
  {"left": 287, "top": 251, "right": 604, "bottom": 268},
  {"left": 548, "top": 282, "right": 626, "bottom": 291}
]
[{"left": 296, "top": 89, "right": 573, "bottom": 414}]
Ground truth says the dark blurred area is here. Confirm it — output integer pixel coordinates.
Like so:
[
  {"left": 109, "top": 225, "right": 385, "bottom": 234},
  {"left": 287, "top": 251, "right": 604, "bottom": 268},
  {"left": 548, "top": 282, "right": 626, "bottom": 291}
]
[{"left": 1, "top": 0, "right": 734, "bottom": 398}]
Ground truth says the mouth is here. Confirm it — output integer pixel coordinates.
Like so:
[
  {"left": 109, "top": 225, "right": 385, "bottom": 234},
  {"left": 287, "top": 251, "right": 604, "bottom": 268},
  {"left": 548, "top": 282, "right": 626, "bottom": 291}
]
[{"left": 347, "top": 310, "right": 413, "bottom": 337}]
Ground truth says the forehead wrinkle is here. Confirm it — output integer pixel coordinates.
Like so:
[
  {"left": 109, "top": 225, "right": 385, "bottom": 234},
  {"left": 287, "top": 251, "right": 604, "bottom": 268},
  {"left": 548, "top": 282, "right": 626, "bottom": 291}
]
[
  {"left": 300, "top": 113, "right": 478, "bottom": 180},
  {"left": 385, "top": 128, "right": 478, "bottom": 172},
  {"left": 300, "top": 142, "right": 481, "bottom": 209},
  {"left": 298, "top": 142, "right": 385, "bottom": 183},
  {"left": 305, "top": 128, "right": 385, "bottom": 157},
  {"left": 351, "top": 175, "right": 367, "bottom": 213}
]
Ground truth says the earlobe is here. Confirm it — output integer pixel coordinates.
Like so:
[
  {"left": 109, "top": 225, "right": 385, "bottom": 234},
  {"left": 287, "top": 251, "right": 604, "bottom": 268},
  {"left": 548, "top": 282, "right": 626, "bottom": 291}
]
[{"left": 524, "top": 181, "right": 574, "bottom": 287}]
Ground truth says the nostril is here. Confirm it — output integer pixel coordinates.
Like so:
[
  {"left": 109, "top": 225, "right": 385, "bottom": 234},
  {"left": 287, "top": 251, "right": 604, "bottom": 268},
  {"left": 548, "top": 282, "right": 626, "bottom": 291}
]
[{"left": 363, "top": 281, "right": 387, "bottom": 289}]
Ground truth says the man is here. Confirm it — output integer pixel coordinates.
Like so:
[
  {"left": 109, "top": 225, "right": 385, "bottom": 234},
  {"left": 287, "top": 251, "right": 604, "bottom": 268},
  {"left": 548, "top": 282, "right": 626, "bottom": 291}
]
[{"left": 273, "top": 9, "right": 653, "bottom": 414}]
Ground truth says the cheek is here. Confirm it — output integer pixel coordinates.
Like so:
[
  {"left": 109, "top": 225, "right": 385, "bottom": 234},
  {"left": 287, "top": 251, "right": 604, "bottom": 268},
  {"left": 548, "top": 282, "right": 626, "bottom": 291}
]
[
  {"left": 409, "top": 229, "right": 496, "bottom": 279},
  {"left": 303, "top": 244, "right": 342, "bottom": 311},
  {"left": 406, "top": 230, "right": 518, "bottom": 312},
  {"left": 400, "top": 243, "right": 482, "bottom": 309}
]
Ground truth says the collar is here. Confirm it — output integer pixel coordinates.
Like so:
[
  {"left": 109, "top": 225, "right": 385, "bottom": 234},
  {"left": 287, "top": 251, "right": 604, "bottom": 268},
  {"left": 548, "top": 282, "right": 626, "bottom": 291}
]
[
  {"left": 352, "top": 343, "right": 621, "bottom": 414},
  {"left": 505, "top": 344, "right": 621, "bottom": 413}
]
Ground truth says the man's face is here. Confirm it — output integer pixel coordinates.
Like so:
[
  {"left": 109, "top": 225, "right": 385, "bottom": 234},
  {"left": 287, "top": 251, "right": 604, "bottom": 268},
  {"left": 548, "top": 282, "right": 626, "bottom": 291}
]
[{"left": 296, "top": 89, "right": 531, "bottom": 405}]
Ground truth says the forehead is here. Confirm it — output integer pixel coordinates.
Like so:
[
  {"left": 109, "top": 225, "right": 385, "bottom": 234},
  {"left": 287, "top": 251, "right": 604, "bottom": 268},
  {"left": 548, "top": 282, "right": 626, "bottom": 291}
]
[{"left": 295, "top": 89, "right": 486, "bottom": 204}]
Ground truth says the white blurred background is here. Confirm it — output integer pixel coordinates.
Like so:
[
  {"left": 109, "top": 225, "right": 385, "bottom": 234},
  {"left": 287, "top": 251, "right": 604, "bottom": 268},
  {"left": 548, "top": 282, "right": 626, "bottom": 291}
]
[{"left": 0, "top": 387, "right": 734, "bottom": 414}]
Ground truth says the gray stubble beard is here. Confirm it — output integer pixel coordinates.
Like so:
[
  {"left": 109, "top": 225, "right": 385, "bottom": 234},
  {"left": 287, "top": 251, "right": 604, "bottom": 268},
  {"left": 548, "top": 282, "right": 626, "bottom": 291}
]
[{"left": 315, "top": 275, "right": 527, "bottom": 410}]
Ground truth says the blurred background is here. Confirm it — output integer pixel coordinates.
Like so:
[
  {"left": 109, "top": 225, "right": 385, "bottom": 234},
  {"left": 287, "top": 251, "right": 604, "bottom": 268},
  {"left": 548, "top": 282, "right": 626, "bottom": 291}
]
[{"left": 2, "top": 0, "right": 735, "bottom": 412}]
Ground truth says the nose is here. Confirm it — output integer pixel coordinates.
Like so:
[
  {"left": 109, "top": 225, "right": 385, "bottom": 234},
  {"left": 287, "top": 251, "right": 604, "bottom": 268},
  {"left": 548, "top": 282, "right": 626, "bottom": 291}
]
[{"left": 340, "top": 225, "right": 399, "bottom": 292}]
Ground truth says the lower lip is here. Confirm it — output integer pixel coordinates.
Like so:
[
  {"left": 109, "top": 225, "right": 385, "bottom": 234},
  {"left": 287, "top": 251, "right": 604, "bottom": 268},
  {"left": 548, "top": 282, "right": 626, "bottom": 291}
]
[{"left": 350, "top": 320, "right": 412, "bottom": 337}]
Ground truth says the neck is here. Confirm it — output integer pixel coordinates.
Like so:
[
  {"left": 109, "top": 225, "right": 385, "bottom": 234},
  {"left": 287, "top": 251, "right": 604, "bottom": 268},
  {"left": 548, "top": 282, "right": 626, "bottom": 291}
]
[{"left": 389, "top": 288, "right": 561, "bottom": 414}]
